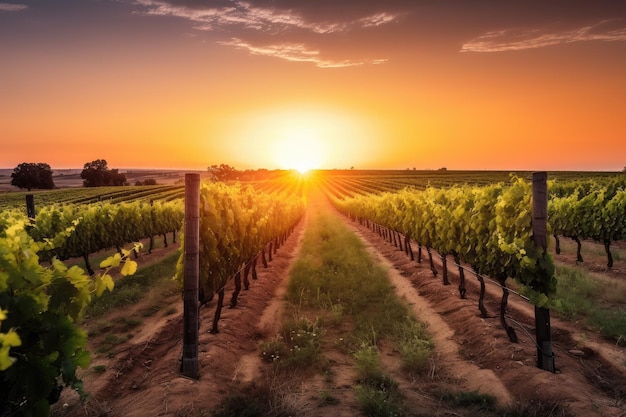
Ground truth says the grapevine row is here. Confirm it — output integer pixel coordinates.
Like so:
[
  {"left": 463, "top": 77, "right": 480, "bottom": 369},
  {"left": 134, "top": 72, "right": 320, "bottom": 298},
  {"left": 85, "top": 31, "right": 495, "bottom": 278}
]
[
  {"left": 22, "top": 200, "right": 184, "bottom": 275},
  {"left": 331, "top": 178, "right": 555, "bottom": 342},
  {"left": 2, "top": 181, "right": 303, "bottom": 413},
  {"left": 174, "top": 182, "right": 305, "bottom": 333},
  {"left": 0, "top": 185, "right": 184, "bottom": 210},
  {"left": 549, "top": 178, "right": 626, "bottom": 268}
]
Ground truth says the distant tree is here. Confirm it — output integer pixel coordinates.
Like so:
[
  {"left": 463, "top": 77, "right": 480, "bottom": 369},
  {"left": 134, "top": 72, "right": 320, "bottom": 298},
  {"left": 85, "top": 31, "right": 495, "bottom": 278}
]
[
  {"left": 10, "top": 162, "right": 55, "bottom": 191},
  {"left": 623, "top": 166, "right": 626, "bottom": 173},
  {"left": 107, "top": 168, "right": 127, "bottom": 186},
  {"left": 208, "top": 164, "right": 239, "bottom": 181},
  {"left": 135, "top": 178, "right": 157, "bottom": 186},
  {"left": 81, "top": 159, "right": 127, "bottom": 187}
]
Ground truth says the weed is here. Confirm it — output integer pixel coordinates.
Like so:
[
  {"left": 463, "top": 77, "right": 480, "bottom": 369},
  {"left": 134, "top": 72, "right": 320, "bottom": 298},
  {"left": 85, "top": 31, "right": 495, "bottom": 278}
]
[
  {"left": 354, "top": 343, "right": 382, "bottom": 381},
  {"left": 91, "top": 365, "right": 107, "bottom": 374},
  {"left": 263, "top": 317, "right": 323, "bottom": 369},
  {"left": 211, "top": 384, "right": 294, "bottom": 417},
  {"left": 87, "top": 319, "right": 113, "bottom": 337},
  {"left": 212, "top": 395, "right": 264, "bottom": 417},
  {"left": 260, "top": 339, "right": 289, "bottom": 364},
  {"left": 437, "top": 389, "right": 496, "bottom": 410},
  {"left": 141, "top": 305, "right": 161, "bottom": 317},
  {"left": 355, "top": 384, "right": 404, "bottom": 417},
  {"left": 115, "top": 317, "right": 142, "bottom": 331},
  {"left": 589, "top": 308, "right": 626, "bottom": 345},
  {"left": 318, "top": 390, "right": 340, "bottom": 406},
  {"left": 164, "top": 307, "right": 177, "bottom": 316},
  {"left": 498, "top": 399, "right": 572, "bottom": 417},
  {"left": 96, "top": 333, "right": 127, "bottom": 354},
  {"left": 393, "top": 320, "right": 433, "bottom": 374}
]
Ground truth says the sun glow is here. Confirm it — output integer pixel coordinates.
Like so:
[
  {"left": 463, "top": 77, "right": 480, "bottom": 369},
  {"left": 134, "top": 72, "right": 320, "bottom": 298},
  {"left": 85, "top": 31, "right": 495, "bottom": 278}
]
[
  {"left": 270, "top": 117, "right": 328, "bottom": 173},
  {"left": 215, "top": 105, "right": 383, "bottom": 171}
]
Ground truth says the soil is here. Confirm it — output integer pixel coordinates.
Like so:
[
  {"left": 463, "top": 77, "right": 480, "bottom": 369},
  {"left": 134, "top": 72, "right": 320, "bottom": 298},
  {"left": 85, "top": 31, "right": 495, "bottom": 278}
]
[{"left": 52, "top": 188, "right": 626, "bottom": 417}]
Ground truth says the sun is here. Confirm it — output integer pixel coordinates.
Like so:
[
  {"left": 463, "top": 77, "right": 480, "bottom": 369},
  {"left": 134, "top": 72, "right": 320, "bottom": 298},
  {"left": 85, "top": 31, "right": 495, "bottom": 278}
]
[{"left": 272, "top": 125, "right": 326, "bottom": 173}]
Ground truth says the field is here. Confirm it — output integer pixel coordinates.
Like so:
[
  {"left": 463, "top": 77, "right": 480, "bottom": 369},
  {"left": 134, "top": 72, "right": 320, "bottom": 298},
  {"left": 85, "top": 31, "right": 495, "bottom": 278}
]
[{"left": 2, "top": 170, "right": 625, "bottom": 417}]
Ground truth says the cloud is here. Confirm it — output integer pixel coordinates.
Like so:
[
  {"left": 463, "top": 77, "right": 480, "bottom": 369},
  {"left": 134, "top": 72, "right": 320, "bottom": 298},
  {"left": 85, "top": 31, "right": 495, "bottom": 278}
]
[
  {"left": 462, "top": 20, "right": 626, "bottom": 52},
  {"left": 218, "top": 38, "right": 387, "bottom": 68},
  {"left": 0, "top": 2, "right": 27, "bottom": 11},
  {"left": 133, "top": 0, "right": 400, "bottom": 66},
  {"left": 134, "top": 0, "right": 401, "bottom": 33}
]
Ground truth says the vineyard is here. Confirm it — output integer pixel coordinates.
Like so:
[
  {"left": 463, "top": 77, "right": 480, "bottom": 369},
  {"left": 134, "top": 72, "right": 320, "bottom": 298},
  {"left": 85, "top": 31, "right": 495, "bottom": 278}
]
[{"left": 1, "top": 170, "right": 625, "bottom": 417}]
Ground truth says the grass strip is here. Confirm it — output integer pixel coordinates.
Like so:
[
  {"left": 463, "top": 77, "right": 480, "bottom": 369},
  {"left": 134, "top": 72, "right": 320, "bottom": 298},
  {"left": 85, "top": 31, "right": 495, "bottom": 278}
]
[{"left": 271, "top": 209, "right": 433, "bottom": 415}]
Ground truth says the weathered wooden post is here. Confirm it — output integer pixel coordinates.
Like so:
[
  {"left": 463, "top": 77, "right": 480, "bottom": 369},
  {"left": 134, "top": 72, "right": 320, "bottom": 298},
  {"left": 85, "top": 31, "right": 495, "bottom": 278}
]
[
  {"left": 25, "top": 194, "right": 36, "bottom": 219},
  {"left": 182, "top": 173, "right": 200, "bottom": 379},
  {"left": 533, "top": 172, "right": 555, "bottom": 372}
]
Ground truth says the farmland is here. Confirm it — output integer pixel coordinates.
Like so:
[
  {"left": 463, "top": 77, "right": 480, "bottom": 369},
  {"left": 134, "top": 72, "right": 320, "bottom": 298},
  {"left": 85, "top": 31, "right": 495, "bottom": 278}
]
[{"left": 1, "top": 169, "right": 625, "bottom": 417}]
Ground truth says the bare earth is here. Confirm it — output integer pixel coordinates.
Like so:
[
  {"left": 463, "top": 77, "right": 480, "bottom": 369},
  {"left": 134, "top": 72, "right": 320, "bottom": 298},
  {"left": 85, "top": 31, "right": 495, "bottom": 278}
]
[{"left": 53, "top": 191, "right": 626, "bottom": 417}]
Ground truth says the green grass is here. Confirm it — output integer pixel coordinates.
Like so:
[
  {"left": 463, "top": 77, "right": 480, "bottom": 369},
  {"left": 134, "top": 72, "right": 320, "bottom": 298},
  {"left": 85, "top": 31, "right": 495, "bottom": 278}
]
[
  {"left": 552, "top": 265, "right": 599, "bottom": 319},
  {"left": 437, "top": 390, "right": 496, "bottom": 410},
  {"left": 548, "top": 264, "right": 626, "bottom": 345},
  {"left": 285, "top": 211, "right": 433, "bottom": 368},
  {"left": 260, "top": 317, "right": 323, "bottom": 369},
  {"left": 278, "top": 210, "right": 432, "bottom": 416},
  {"left": 95, "top": 333, "right": 128, "bottom": 354},
  {"left": 557, "top": 237, "right": 625, "bottom": 264},
  {"left": 91, "top": 365, "right": 107, "bottom": 374},
  {"left": 211, "top": 384, "right": 294, "bottom": 417}
]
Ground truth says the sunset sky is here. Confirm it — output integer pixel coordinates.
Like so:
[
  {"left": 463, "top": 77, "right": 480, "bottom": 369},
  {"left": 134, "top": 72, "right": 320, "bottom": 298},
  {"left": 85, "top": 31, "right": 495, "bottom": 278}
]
[{"left": 2, "top": 1, "right": 626, "bottom": 171}]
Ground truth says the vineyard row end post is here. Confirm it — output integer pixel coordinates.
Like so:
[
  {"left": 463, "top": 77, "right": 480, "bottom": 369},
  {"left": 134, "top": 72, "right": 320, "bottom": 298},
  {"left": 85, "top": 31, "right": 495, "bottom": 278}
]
[
  {"left": 532, "top": 171, "right": 555, "bottom": 373},
  {"left": 26, "top": 194, "right": 35, "bottom": 219},
  {"left": 182, "top": 173, "right": 200, "bottom": 379}
]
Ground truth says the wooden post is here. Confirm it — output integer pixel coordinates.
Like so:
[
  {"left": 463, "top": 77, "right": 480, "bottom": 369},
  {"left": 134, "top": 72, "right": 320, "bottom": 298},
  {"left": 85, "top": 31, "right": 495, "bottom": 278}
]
[
  {"left": 25, "top": 194, "right": 35, "bottom": 219},
  {"left": 182, "top": 173, "right": 200, "bottom": 379},
  {"left": 532, "top": 172, "right": 555, "bottom": 372}
]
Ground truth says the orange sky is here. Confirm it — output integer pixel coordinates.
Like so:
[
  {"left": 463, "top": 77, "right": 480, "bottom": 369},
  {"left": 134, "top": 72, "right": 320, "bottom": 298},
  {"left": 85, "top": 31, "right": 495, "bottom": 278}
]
[{"left": 1, "top": 1, "right": 626, "bottom": 171}]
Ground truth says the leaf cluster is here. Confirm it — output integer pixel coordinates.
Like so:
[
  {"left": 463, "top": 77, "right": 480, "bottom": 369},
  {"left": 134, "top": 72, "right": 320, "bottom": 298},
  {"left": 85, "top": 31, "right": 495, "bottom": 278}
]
[{"left": 0, "top": 221, "right": 138, "bottom": 416}]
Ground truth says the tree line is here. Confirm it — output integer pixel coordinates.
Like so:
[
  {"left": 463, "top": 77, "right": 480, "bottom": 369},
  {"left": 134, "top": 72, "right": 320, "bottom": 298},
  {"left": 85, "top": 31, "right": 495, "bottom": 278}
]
[{"left": 10, "top": 159, "right": 127, "bottom": 190}]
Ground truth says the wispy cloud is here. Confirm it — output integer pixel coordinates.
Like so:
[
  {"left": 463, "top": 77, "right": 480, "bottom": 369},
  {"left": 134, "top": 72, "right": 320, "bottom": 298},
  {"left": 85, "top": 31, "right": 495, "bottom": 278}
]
[
  {"left": 462, "top": 20, "right": 626, "bottom": 52},
  {"left": 218, "top": 38, "right": 387, "bottom": 68},
  {"left": 0, "top": 2, "right": 27, "bottom": 11},
  {"left": 134, "top": 0, "right": 400, "bottom": 34},
  {"left": 133, "top": 0, "right": 399, "bottom": 67}
]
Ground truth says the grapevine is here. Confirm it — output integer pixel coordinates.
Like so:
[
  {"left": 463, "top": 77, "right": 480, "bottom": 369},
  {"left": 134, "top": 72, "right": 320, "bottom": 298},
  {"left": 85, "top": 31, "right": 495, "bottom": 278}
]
[{"left": 0, "top": 220, "right": 139, "bottom": 416}]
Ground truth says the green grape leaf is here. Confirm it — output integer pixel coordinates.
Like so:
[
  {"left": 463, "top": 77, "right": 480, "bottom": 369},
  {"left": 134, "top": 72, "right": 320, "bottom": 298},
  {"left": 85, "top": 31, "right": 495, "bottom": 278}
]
[
  {"left": 121, "top": 259, "right": 138, "bottom": 276},
  {"left": 100, "top": 253, "right": 122, "bottom": 269},
  {"left": 95, "top": 274, "right": 114, "bottom": 297}
]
